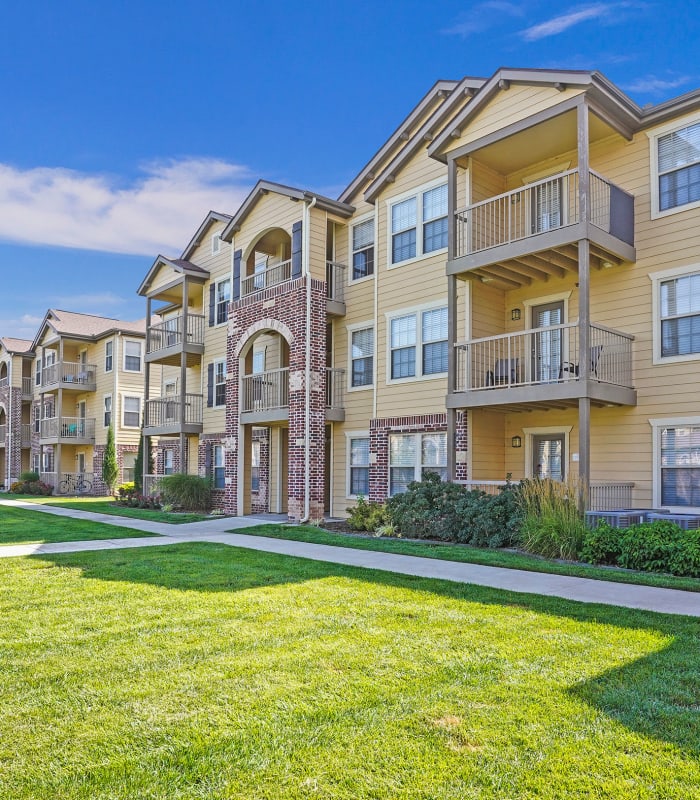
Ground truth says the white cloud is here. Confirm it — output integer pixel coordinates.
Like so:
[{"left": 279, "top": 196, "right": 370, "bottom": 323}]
[
  {"left": 0, "top": 314, "right": 44, "bottom": 340},
  {"left": 52, "top": 292, "right": 129, "bottom": 310},
  {"left": 622, "top": 75, "right": 692, "bottom": 94},
  {"left": 442, "top": 1, "right": 525, "bottom": 37},
  {"left": 0, "top": 158, "right": 253, "bottom": 257},
  {"left": 520, "top": 2, "right": 648, "bottom": 41}
]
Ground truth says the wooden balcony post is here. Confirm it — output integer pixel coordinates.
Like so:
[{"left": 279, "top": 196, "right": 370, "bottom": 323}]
[
  {"left": 577, "top": 101, "right": 591, "bottom": 505},
  {"left": 179, "top": 279, "right": 189, "bottom": 473},
  {"left": 447, "top": 156, "right": 457, "bottom": 259}
]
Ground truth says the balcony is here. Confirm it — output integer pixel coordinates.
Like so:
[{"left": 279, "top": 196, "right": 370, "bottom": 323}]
[
  {"left": 21, "top": 424, "right": 31, "bottom": 447},
  {"left": 450, "top": 169, "right": 635, "bottom": 283},
  {"left": 40, "top": 416, "right": 96, "bottom": 444},
  {"left": 146, "top": 313, "right": 205, "bottom": 367},
  {"left": 22, "top": 377, "right": 32, "bottom": 399},
  {"left": 326, "top": 261, "right": 346, "bottom": 315},
  {"left": 144, "top": 394, "right": 203, "bottom": 436},
  {"left": 240, "top": 368, "right": 289, "bottom": 423},
  {"left": 41, "top": 361, "right": 97, "bottom": 393},
  {"left": 0, "top": 377, "right": 7, "bottom": 390},
  {"left": 450, "top": 322, "right": 636, "bottom": 410},
  {"left": 326, "top": 368, "right": 346, "bottom": 421},
  {"left": 241, "top": 259, "right": 293, "bottom": 299}
]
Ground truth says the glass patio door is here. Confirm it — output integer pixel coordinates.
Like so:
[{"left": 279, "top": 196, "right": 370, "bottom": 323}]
[{"left": 531, "top": 301, "right": 564, "bottom": 383}]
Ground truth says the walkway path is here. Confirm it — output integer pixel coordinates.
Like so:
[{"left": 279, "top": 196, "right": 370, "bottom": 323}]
[{"left": 1, "top": 498, "right": 699, "bottom": 617}]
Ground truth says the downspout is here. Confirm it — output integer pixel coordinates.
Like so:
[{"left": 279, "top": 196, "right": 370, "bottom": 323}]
[
  {"left": 300, "top": 194, "right": 317, "bottom": 522},
  {"left": 372, "top": 205, "right": 379, "bottom": 420}
]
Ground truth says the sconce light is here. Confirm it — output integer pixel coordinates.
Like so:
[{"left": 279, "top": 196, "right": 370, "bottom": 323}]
[
  {"left": 601, "top": 260, "right": 614, "bottom": 269},
  {"left": 511, "top": 308, "right": 521, "bottom": 321},
  {"left": 511, "top": 435, "right": 522, "bottom": 448}
]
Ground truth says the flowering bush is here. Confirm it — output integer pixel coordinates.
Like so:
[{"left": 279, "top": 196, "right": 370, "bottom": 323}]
[
  {"left": 115, "top": 491, "right": 162, "bottom": 510},
  {"left": 10, "top": 480, "right": 54, "bottom": 496}
]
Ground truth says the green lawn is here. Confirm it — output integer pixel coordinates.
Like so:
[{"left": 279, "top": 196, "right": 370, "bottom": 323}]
[
  {"left": 233, "top": 523, "right": 700, "bottom": 594},
  {"left": 0, "top": 543, "right": 697, "bottom": 799},
  {"left": 8, "top": 495, "right": 214, "bottom": 524},
  {"left": 0, "top": 505, "right": 153, "bottom": 545}
]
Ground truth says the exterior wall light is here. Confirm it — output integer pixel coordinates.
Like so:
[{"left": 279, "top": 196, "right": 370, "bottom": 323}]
[
  {"left": 511, "top": 308, "right": 521, "bottom": 321},
  {"left": 511, "top": 435, "right": 522, "bottom": 448}
]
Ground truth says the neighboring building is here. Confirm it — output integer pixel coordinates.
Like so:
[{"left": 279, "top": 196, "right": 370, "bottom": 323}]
[
  {"left": 29, "top": 309, "right": 158, "bottom": 494},
  {"left": 0, "top": 337, "right": 35, "bottom": 487}
]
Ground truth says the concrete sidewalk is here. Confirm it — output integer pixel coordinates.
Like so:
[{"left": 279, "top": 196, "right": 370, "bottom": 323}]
[{"left": 1, "top": 498, "right": 699, "bottom": 617}]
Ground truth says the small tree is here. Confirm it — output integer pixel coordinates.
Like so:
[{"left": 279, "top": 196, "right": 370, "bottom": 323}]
[{"left": 102, "top": 425, "right": 119, "bottom": 495}]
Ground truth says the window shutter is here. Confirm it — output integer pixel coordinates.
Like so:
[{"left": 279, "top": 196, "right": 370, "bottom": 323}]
[
  {"left": 207, "top": 363, "right": 214, "bottom": 407},
  {"left": 291, "top": 221, "right": 303, "bottom": 278},
  {"left": 208, "top": 284, "right": 216, "bottom": 327},
  {"left": 233, "top": 249, "right": 242, "bottom": 301},
  {"left": 204, "top": 442, "right": 212, "bottom": 474}
]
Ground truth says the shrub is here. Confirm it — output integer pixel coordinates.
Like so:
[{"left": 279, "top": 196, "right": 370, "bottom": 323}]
[
  {"left": 386, "top": 472, "right": 466, "bottom": 539},
  {"left": 19, "top": 471, "right": 40, "bottom": 483},
  {"left": 158, "top": 474, "right": 212, "bottom": 512},
  {"left": 451, "top": 483, "right": 523, "bottom": 548},
  {"left": 117, "top": 482, "right": 135, "bottom": 497},
  {"left": 10, "top": 479, "right": 53, "bottom": 496},
  {"left": 579, "top": 521, "right": 623, "bottom": 565},
  {"left": 518, "top": 478, "right": 587, "bottom": 560},
  {"left": 115, "top": 491, "right": 162, "bottom": 510},
  {"left": 346, "top": 496, "right": 388, "bottom": 532}
]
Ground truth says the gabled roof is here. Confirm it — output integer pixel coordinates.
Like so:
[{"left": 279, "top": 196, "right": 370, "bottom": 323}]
[
  {"left": 338, "top": 79, "right": 473, "bottom": 204},
  {"left": 181, "top": 210, "right": 233, "bottom": 260},
  {"left": 30, "top": 309, "right": 148, "bottom": 351},
  {"left": 0, "top": 337, "right": 33, "bottom": 355},
  {"left": 220, "top": 180, "right": 354, "bottom": 242},
  {"left": 361, "top": 76, "right": 486, "bottom": 203},
  {"left": 137, "top": 255, "right": 210, "bottom": 296}
]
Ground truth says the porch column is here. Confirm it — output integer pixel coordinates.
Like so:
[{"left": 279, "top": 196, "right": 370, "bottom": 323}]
[
  {"left": 179, "top": 279, "right": 189, "bottom": 472},
  {"left": 143, "top": 296, "right": 151, "bottom": 489},
  {"left": 577, "top": 101, "right": 591, "bottom": 506},
  {"left": 446, "top": 274, "right": 458, "bottom": 481}
]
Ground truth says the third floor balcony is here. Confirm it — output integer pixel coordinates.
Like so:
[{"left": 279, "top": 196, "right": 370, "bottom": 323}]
[
  {"left": 41, "top": 361, "right": 97, "bottom": 393},
  {"left": 146, "top": 313, "right": 205, "bottom": 367}
]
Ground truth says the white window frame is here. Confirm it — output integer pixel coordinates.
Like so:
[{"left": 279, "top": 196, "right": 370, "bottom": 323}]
[
  {"left": 522, "top": 426, "right": 572, "bottom": 480},
  {"left": 348, "top": 212, "right": 376, "bottom": 283},
  {"left": 347, "top": 321, "right": 374, "bottom": 392},
  {"left": 385, "top": 301, "right": 448, "bottom": 384},
  {"left": 212, "top": 444, "right": 225, "bottom": 489},
  {"left": 103, "top": 394, "right": 112, "bottom": 428},
  {"left": 386, "top": 177, "right": 448, "bottom": 268},
  {"left": 105, "top": 340, "right": 113, "bottom": 373},
  {"left": 32, "top": 453, "right": 40, "bottom": 474},
  {"left": 163, "top": 448, "right": 174, "bottom": 476},
  {"left": 122, "top": 395, "right": 141, "bottom": 429},
  {"left": 251, "top": 440, "right": 261, "bottom": 492},
  {"left": 345, "top": 432, "right": 370, "bottom": 499},
  {"left": 649, "top": 112, "right": 700, "bottom": 219},
  {"left": 215, "top": 278, "right": 231, "bottom": 326},
  {"left": 388, "top": 431, "right": 448, "bottom": 496},
  {"left": 650, "top": 416, "right": 700, "bottom": 511},
  {"left": 213, "top": 359, "right": 227, "bottom": 407},
  {"left": 211, "top": 233, "right": 221, "bottom": 254},
  {"left": 650, "top": 263, "right": 700, "bottom": 365},
  {"left": 123, "top": 339, "right": 143, "bottom": 373}
]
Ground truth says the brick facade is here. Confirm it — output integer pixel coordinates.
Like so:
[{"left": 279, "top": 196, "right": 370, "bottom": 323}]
[
  {"left": 92, "top": 444, "right": 139, "bottom": 495},
  {"left": 0, "top": 386, "right": 31, "bottom": 488},
  {"left": 251, "top": 427, "right": 270, "bottom": 514},
  {"left": 198, "top": 433, "right": 226, "bottom": 510}
]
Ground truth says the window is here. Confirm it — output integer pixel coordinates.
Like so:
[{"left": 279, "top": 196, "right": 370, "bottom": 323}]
[
  {"left": 32, "top": 453, "right": 40, "bottom": 474},
  {"left": 390, "top": 183, "right": 447, "bottom": 265},
  {"left": 124, "top": 340, "right": 142, "bottom": 372},
  {"left": 104, "top": 395, "right": 112, "bottom": 428},
  {"left": 351, "top": 218, "right": 374, "bottom": 280},
  {"left": 216, "top": 279, "right": 231, "bottom": 325},
  {"left": 35, "top": 359, "right": 41, "bottom": 387},
  {"left": 390, "top": 307, "right": 447, "bottom": 380},
  {"left": 163, "top": 449, "right": 174, "bottom": 475},
  {"left": 251, "top": 441, "right": 260, "bottom": 492},
  {"left": 389, "top": 432, "right": 447, "bottom": 495},
  {"left": 660, "top": 272, "right": 700, "bottom": 357},
  {"left": 212, "top": 444, "right": 225, "bottom": 489},
  {"left": 213, "top": 360, "right": 226, "bottom": 406},
  {"left": 657, "top": 120, "right": 700, "bottom": 212},
  {"left": 33, "top": 405, "right": 40, "bottom": 433},
  {"left": 350, "top": 327, "right": 373, "bottom": 388},
  {"left": 122, "top": 452, "right": 137, "bottom": 483},
  {"left": 660, "top": 424, "right": 700, "bottom": 508},
  {"left": 252, "top": 349, "right": 265, "bottom": 375},
  {"left": 211, "top": 233, "right": 221, "bottom": 254},
  {"left": 123, "top": 396, "right": 141, "bottom": 428},
  {"left": 349, "top": 437, "right": 370, "bottom": 497},
  {"left": 105, "top": 340, "right": 113, "bottom": 372}
]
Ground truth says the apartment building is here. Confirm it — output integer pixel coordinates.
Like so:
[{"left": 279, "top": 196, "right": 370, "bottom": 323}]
[
  {"left": 0, "top": 337, "right": 34, "bottom": 487},
  {"left": 30, "top": 309, "right": 155, "bottom": 494},
  {"left": 131, "top": 67, "right": 696, "bottom": 519}
]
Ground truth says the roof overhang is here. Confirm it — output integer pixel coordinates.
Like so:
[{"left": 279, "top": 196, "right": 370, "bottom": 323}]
[
  {"left": 137, "top": 256, "right": 210, "bottom": 297},
  {"left": 181, "top": 210, "right": 233, "bottom": 260}
]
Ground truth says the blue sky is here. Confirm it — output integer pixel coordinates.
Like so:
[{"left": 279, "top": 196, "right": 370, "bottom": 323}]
[{"left": 0, "top": 0, "right": 697, "bottom": 337}]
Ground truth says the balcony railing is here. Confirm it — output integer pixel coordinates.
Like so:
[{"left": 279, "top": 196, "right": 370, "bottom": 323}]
[
  {"left": 147, "top": 314, "right": 205, "bottom": 354},
  {"left": 241, "top": 259, "right": 293, "bottom": 298},
  {"left": 41, "top": 361, "right": 97, "bottom": 390},
  {"left": 455, "top": 322, "right": 634, "bottom": 392},
  {"left": 0, "top": 425, "right": 5, "bottom": 445},
  {"left": 22, "top": 377, "right": 32, "bottom": 396},
  {"left": 326, "top": 261, "right": 346, "bottom": 303},
  {"left": 0, "top": 377, "right": 7, "bottom": 390},
  {"left": 326, "top": 368, "right": 345, "bottom": 409},
  {"left": 143, "top": 474, "right": 163, "bottom": 497},
  {"left": 453, "top": 169, "right": 634, "bottom": 259},
  {"left": 40, "top": 472, "right": 94, "bottom": 495},
  {"left": 241, "top": 368, "right": 289, "bottom": 413},
  {"left": 40, "top": 417, "right": 96, "bottom": 441},
  {"left": 458, "top": 479, "right": 634, "bottom": 511},
  {"left": 21, "top": 424, "right": 31, "bottom": 447},
  {"left": 145, "top": 395, "right": 203, "bottom": 428}
]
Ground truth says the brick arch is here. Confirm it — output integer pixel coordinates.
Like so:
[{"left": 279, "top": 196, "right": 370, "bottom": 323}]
[
  {"left": 241, "top": 226, "right": 291, "bottom": 262},
  {"left": 233, "top": 318, "right": 295, "bottom": 359}
]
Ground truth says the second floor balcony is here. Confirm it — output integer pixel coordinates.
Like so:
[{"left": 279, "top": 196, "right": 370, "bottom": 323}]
[
  {"left": 40, "top": 416, "right": 96, "bottom": 444},
  {"left": 240, "top": 367, "right": 345, "bottom": 423},
  {"left": 449, "top": 169, "right": 635, "bottom": 282},
  {"left": 144, "top": 394, "right": 203, "bottom": 437},
  {"left": 146, "top": 313, "right": 205, "bottom": 367},
  {"left": 450, "top": 322, "right": 637, "bottom": 410},
  {"left": 41, "top": 361, "right": 97, "bottom": 393}
]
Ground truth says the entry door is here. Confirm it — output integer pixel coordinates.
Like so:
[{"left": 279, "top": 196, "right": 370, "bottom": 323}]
[
  {"left": 532, "top": 434, "right": 565, "bottom": 481},
  {"left": 531, "top": 301, "right": 564, "bottom": 383}
]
